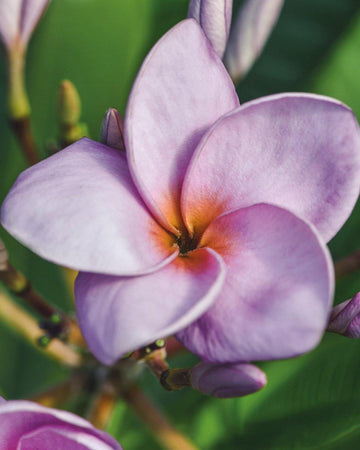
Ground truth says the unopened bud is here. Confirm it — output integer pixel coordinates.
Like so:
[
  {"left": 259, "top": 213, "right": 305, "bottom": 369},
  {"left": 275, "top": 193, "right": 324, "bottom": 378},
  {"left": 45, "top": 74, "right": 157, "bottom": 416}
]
[
  {"left": 188, "top": 0, "right": 233, "bottom": 59},
  {"left": 58, "top": 80, "right": 88, "bottom": 146},
  {"left": 100, "top": 108, "right": 125, "bottom": 151},
  {"left": 58, "top": 80, "right": 81, "bottom": 127},
  {"left": 327, "top": 293, "right": 360, "bottom": 338},
  {"left": 225, "top": 0, "right": 284, "bottom": 82},
  {"left": 190, "top": 362, "right": 267, "bottom": 398}
]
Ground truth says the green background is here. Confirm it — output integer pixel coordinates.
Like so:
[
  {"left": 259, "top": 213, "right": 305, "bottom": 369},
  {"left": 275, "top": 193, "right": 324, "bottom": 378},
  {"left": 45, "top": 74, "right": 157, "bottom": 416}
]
[{"left": 1, "top": 0, "right": 360, "bottom": 448}]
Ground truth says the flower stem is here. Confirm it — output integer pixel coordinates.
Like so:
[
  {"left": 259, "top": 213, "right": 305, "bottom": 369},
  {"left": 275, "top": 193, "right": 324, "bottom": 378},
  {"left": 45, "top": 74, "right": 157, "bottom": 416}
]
[
  {"left": 30, "top": 372, "right": 83, "bottom": 408},
  {"left": 122, "top": 386, "right": 198, "bottom": 450},
  {"left": 7, "top": 45, "right": 40, "bottom": 165},
  {"left": 0, "top": 239, "right": 84, "bottom": 347},
  {"left": 87, "top": 380, "right": 117, "bottom": 430},
  {"left": 0, "top": 290, "right": 82, "bottom": 367},
  {"left": 334, "top": 249, "right": 360, "bottom": 280}
]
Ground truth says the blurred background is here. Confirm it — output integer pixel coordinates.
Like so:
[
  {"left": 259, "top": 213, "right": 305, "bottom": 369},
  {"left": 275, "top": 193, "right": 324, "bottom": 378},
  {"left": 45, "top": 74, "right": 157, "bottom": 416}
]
[{"left": 1, "top": 0, "right": 360, "bottom": 448}]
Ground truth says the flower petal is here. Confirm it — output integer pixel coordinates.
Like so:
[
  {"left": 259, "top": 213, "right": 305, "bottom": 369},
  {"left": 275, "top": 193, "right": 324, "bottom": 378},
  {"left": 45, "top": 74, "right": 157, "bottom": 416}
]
[
  {"left": 125, "top": 19, "right": 239, "bottom": 233},
  {"left": 190, "top": 362, "right": 267, "bottom": 398},
  {"left": 327, "top": 292, "right": 360, "bottom": 338},
  {"left": 0, "top": 401, "right": 121, "bottom": 449},
  {"left": 0, "top": 0, "right": 50, "bottom": 49},
  {"left": 75, "top": 248, "right": 225, "bottom": 365},
  {"left": 19, "top": 426, "right": 117, "bottom": 450},
  {"left": 1, "top": 138, "right": 176, "bottom": 276},
  {"left": 225, "top": 0, "right": 284, "bottom": 81},
  {"left": 177, "top": 204, "right": 334, "bottom": 363},
  {"left": 188, "top": 0, "right": 233, "bottom": 58},
  {"left": 182, "top": 94, "right": 360, "bottom": 243}
]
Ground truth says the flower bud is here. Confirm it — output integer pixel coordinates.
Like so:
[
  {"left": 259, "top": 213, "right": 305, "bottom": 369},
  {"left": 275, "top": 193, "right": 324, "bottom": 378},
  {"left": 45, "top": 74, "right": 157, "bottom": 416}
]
[
  {"left": 188, "top": 0, "right": 233, "bottom": 59},
  {"left": 58, "top": 80, "right": 88, "bottom": 146},
  {"left": 225, "top": 0, "right": 284, "bottom": 82},
  {"left": 190, "top": 362, "right": 267, "bottom": 398},
  {"left": 327, "top": 293, "right": 360, "bottom": 338},
  {"left": 0, "top": 398, "right": 122, "bottom": 449},
  {"left": 100, "top": 108, "right": 125, "bottom": 151},
  {"left": 0, "top": 0, "right": 50, "bottom": 51}
]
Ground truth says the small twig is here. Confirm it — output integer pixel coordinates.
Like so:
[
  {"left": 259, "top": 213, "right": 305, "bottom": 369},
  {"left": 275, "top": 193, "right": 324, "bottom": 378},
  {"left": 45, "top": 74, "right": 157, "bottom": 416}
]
[
  {"left": 0, "top": 290, "right": 82, "bottom": 367},
  {"left": 10, "top": 116, "right": 40, "bottom": 165},
  {"left": 122, "top": 385, "right": 198, "bottom": 450},
  {"left": 30, "top": 372, "right": 83, "bottom": 408},
  {"left": 7, "top": 46, "right": 40, "bottom": 165},
  {"left": 0, "top": 239, "right": 84, "bottom": 347},
  {"left": 335, "top": 250, "right": 360, "bottom": 280},
  {"left": 87, "top": 379, "right": 117, "bottom": 430}
]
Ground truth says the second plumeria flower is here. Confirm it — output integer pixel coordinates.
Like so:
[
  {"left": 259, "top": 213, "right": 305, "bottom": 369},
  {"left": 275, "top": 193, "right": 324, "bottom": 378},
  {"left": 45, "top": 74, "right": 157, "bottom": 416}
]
[{"left": 1, "top": 19, "right": 360, "bottom": 367}]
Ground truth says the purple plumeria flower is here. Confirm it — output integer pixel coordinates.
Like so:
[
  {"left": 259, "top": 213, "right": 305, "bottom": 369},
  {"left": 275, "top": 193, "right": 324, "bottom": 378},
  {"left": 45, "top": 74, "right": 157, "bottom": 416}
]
[
  {"left": 188, "top": 0, "right": 233, "bottom": 59},
  {"left": 2, "top": 19, "right": 360, "bottom": 365},
  {"left": 0, "top": 397, "right": 121, "bottom": 449},
  {"left": 225, "top": 0, "right": 285, "bottom": 81},
  {"left": 190, "top": 362, "right": 267, "bottom": 398},
  {"left": 327, "top": 293, "right": 360, "bottom": 338},
  {"left": 0, "top": 0, "right": 50, "bottom": 51}
]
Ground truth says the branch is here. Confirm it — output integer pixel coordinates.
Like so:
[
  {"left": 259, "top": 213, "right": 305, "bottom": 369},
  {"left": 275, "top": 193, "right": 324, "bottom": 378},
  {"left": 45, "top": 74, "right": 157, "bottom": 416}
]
[
  {"left": 122, "top": 386, "right": 198, "bottom": 450},
  {"left": 335, "top": 250, "right": 360, "bottom": 280},
  {"left": 0, "top": 290, "right": 82, "bottom": 367}
]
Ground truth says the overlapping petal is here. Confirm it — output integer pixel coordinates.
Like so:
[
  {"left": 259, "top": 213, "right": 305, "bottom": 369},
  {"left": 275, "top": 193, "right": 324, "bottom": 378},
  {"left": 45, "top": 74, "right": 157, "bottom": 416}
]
[
  {"left": 190, "top": 362, "right": 267, "bottom": 398},
  {"left": 1, "top": 138, "right": 177, "bottom": 276},
  {"left": 182, "top": 94, "right": 360, "bottom": 242},
  {"left": 125, "top": 19, "right": 239, "bottom": 233},
  {"left": 177, "top": 204, "right": 334, "bottom": 363},
  {"left": 0, "top": 400, "right": 121, "bottom": 449},
  {"left": 75, "top": 248, "right": 225, "bottom": 365},
  {"left": 188, "top": 0, "right": 233, "bottom": 58},
  {"left": 225, "top": 0, "right": 284, "bottom": 81},
  {"left": 0, "top": 0, "right": 50, "bottom": 49}
]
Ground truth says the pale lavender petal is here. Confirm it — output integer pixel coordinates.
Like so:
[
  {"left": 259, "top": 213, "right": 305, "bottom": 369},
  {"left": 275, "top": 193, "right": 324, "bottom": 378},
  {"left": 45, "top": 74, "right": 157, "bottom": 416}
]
[
  {"left": 327, "top": 293, "right": 360, "bottom": 338},
  {"left": 19, "top": 426, "right": 115, "bottom": 450},
  {"left": 225, "top": 0, "right": 284, "bottom": 81},
  {"left": 75, "top": 248, "right": 225, "bottom": 365},
  {"left": 19, "top": 0, "right": 50, "bottom": 46},
  {"left": 0, "top": 401, "right": 121, "bottom": 449},
  {"left": 1, "top": 138, "right": 177, "bottom": 276},
  {"left": 182, "top": 94, "right": 360, "bottom": 243},
  {"left": 177, "top": 204, "right": 334, "bottom": 363},
  {"left": 0, "top": 397, "right": 6, "bottom": 405},
  {"left": 100, "top": 108, "right": 125, "bottom": 152},
  {"left": 0, "top": 0, "right": 50, "bottom": 49},
  {"left": 191, "top": 362, "right": 267, "bottom": 398},
  {"left": 125, "top": 19, "right": 239, "bottom": 233},
  {"left": 188, "top": 0, "right": 233, "bottom": 58}
]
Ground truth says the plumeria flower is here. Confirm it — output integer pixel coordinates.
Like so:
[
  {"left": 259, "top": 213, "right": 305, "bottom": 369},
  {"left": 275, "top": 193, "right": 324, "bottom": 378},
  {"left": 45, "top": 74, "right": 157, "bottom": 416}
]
[
  {"left": 327, "top": 293, "right": 360, "bottom": 338},
  {"left": 188, "top": 0, "right": 233, "bottom": 58},
  {"left": 190, "top": 362, "right": 267, "bottom": 398},
  {"left": 0, "top": 0, "right": 50, "bottom": 51},
  {"left": 2, "top": 19, "right": 360, "bottom": 366},
  {"left": 225, "top": 0, "right": 285, "bottom": 81},
  {"left": 0, "top": 397, "right": 121, "bottom": 449}
]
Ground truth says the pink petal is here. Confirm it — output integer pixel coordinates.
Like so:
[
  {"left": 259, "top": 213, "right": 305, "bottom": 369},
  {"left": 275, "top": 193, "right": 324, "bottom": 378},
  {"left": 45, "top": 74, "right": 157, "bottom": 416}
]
[
  {"left": 182, "top": 94, "right": 360, "bottom": 243},
  {"left": 177, "top": 204, "right": 334, "bottom": 363},
  {"left": 327, "top": 293, "right": 360, "bottom": 338},
  {"left": 191, "top": 362, "right": 267, "bottom": 398},
  {"left": 0, "top": 0, "right": 50, "bottom": 49},
  {"left": 125, "top": 19, "right": 239, "bottom": 233},
  {"left": 19, "top": 426, "right": 116, "bottom": 450},
  {"left": 188, "top": 0, "right": 233, "bottom": 58},
  {"left": 75, "top": 248, "right": 225, "bottom": 365},
  {"left": 1, "top": 138, "right": 177, "bottom": 276},
  {"left": 0, "top": 401, "right": 121, "bottom": 449},
  {"left": 225, "top": 0, "right": 284, "bottom": 81}
]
